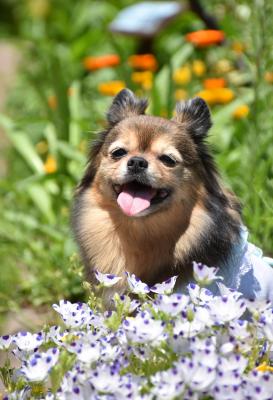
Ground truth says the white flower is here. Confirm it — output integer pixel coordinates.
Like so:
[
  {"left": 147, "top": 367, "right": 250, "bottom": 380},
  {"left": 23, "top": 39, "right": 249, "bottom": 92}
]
[
  {"left": 123, "top": 311, "right": 165, "bottom": 343},
  {"left": 246, "top": 297, "right": 272, "bottom": 317},
  {"left": 151, "top": 367, "right": 185, "bottom": 400},
  {"left": 176, "top": 357, "right": 216, "bottom": 392},
  {"left": 218, "top": 353, "right": 248, "bottom": 375},
  {"left": 68, "top": 341, "right": 101, "bottom": 364},
  {"left": 207, "top": 295, "right": 246, "bottom": 323},
  {"left": 94, "top": 269, "right": 122, "bottom": 287},
  {"left": 155, "top": 293, "right": 189, "bottom": 316},
  {"left": 125, "top": 272, "right": 149, "bottom": 295},
  {"left": 211, "top": 381, "right": 244, "bottom": 400},
  {"left": 244, "top": 370, "right": 273, "bottom": 400},
  {"left": 52, "top": 300, "right": 92, "bottom": 328},
  {"left": 150, "top": 276, "right": 178, "bottom": 294},
  {"left": 0, "top": 334, "right": 13, "bottom": 350},
  {"left": 217, "top": 282, "right": 242, "bottom": 300},
  {"left": 115, "top": 294, "right": 140, "bottom": 313},
  {"left": 193, "top": 262, "right": 223, "bottom": 285},
  {"left": 173, "top": 308, "right": 207, "bottom": 339},
  {"left": 259, "top": 308, "right": 273, "bottom": 342},
  {"left": 228, "top": 319, "right": 251, "bottom": 340},
  {"left": 90, "top": 364, "right": 121, "bottom": 393},
  {"left": 187, "top": 282, "right": 214, "bottom": 304},
  {"left": 219, "top": 341, "right": 235, "bottom": 355},
  {"left": 190, "top": 337, "right": 218, "bottom": 369},
  {"left": 21, "top": 347, "right": 59, "bottom": 382},
  {"left": 13, "top": 331, "right": 44, "bottom": 352}
]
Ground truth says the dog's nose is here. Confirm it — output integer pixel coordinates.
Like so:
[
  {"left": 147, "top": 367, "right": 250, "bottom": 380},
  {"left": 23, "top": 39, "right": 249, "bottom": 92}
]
[{"left": 127, "top": 156, "right": 148, "bottom": 173}]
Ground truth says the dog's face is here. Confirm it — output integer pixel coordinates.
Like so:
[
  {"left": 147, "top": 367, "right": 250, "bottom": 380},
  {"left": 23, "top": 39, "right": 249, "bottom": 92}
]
[{"left": 84, "top": 89, "right": 212, "bottom": 218}]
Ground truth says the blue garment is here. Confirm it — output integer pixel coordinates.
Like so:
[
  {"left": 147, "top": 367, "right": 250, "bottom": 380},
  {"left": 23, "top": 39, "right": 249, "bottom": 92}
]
[{"left": 213, "top": 227, "right": 273, "bottom": 302}]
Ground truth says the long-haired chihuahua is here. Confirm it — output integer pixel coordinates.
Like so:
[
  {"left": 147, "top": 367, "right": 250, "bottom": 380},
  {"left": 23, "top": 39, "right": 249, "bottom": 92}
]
[{"left": 72, "top": 89, "right": 242, "bottom": 296}]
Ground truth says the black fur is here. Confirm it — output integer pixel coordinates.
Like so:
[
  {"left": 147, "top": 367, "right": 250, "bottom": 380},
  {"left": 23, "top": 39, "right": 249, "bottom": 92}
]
[
  {"left": 107, "top": 88, "right": 148, "bottom": 126},
  {"left": 175, "top": 97, "right": 212, "bottom": 142}
]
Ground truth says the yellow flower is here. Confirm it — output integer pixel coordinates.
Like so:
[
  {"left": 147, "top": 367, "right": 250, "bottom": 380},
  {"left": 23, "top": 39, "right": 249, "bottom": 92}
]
[
  {"left": 60, "top": 333, "right": 80, "bottom": 343},
  {"left": 232, "top": 41, "right": 245, "bottom": 54},
  {"left": 173, "top": 65, "right": 192, "bottom": 85},
  {"left": 233, "top": 104, "right": 250, "bottom": 119},
  {"left": 256, "top": 362, "right": 273, "bottom": 373},
  {"left": 196, "top": 88, "right": 234, "bottom": 105},
  {"left": 47, "top": 95, "right": 57, "bottom": 110},
  {"left": 79, "top": 139, "right": 88, "bottom": 153},
  {"left": 131, "top": 71, "right": 153, "bottom": 90},
  {"left": 175, "top": 89, "right": 188, "bottom": 101},
  {"left": 44, "top": 155, "right": 57, "bottom": 174},
  {"left": 67, "top": 87, "right": 75, "bottom": 96},
  {"left": 215, "top": 59, "right": 233, "bottom": 74},
  {"left": 196, "top": 89, "right": 217, "bottom": 105},
  {"left": 36, "top": 141, "right": 48, "bottom": 154},
  {"left": 265, "top": 71, "right": 273, "bottom": 84},
  {"left": 192, "top": 60, "right": 206, "bottom": 77},
  {"left": 98, "top": 81, "right": 126, "bottom": 96},
  {"left": 27, "top": 0, "right": 50, "bottom": 18}
]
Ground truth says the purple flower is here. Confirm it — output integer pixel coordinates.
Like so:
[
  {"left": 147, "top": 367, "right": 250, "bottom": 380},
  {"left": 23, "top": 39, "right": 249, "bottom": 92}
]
[
  {"left": 125, "top": 272, "right": 149, "bottom": 295},
  {"left": 150, "top": 275, "right": 178, "bottom": 294},
  {"left": 94, "top": 269, "right": 122, "bottom": 287},
  {"left": 193, "top": 262, "right": 223, "bottom": 285}
]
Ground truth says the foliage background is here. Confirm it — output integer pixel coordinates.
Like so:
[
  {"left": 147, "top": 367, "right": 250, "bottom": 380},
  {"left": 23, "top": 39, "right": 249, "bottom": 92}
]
[{"left": 0, "top": 0, "right": 272, "bottom": 333}]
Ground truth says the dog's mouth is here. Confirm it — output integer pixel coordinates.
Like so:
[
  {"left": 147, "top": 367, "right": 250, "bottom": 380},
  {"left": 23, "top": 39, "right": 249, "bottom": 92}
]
[{"left": 113, "top": 180, "right": 171, "bottom": 216}]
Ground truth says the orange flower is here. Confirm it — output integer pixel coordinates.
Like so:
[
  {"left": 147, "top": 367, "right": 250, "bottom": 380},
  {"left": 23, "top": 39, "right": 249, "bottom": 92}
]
[
  {"left": 186, "top": 30, "right": 225, "bottom": 47},
  {"left": 233, "top": 104, "right": 250, "bottom": 119},
  {"left": 83, "top": 54, "right": 120, "bottom": 71},
  {"left": 98, "top": 81, "right": 126, "bottom": 96},
  {"left": 265, "top": 71, "right": 273, "bottom": 84},
  {"left": 128, "top": 54, "right": 158, "bottom": 72},
  {"left": 44, "top": 155, "right": 57, "bottom": 174},
  {"left": 48, "top": 95, "right": 57, "bottom": 110},
  {"left": 203, "top": 78, "right": 227, "bottom": 90}
]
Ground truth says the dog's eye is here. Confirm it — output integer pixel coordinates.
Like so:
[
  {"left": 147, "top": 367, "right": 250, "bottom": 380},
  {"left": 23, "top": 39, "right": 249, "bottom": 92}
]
[
  {"left": 159, "top": 154, "right": 177, "bottom": 167},
  {"left": 111, "top": 148, "right": 127, "bottom": 159}
]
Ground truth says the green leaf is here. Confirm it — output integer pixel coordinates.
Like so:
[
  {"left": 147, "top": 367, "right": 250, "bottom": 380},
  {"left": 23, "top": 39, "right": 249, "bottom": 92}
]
[
  {"left": 26, "top": 183, "right": 55, "bottom": 223},
  {"left": 44, "top": 123, "right": 58, "bottom": 157},
  {"left": 170, "top": 42, "right": 193, "bottom": 70},
  {"left": 6, "top": 131, "right": 45, "bottom": 174},
  {"left": 57, "top": 141, "right": 85, "bottom": 162}
]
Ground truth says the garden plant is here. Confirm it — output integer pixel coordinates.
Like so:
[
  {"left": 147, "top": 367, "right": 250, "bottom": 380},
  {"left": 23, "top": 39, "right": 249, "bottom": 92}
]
[{"left": 0, "top": 0, "right": 273, "bottom": 398}]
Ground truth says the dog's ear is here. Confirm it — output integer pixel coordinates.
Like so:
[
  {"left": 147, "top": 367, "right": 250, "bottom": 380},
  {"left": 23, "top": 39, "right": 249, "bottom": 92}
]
[
  {"left": 173, "top": 97, "right": 212, "bottom": 142},
  {"left": 107, "top": 88, "right": 148, "bottom": 126}
]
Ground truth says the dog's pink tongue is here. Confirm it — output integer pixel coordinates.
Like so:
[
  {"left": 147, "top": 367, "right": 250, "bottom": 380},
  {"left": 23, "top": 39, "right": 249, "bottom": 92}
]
[{"left": 117, "top": 185, "right": 156, "bottom": 216}]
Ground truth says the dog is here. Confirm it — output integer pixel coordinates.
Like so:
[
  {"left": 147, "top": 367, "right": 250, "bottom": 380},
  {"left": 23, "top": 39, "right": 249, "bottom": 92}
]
[{"left": 72, "top": 88, "right": 244, "bottom": 296}]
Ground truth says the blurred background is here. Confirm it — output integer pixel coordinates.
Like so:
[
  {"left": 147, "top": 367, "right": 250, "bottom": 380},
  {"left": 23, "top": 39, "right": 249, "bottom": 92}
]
[{"left": 0, "top": 0, "right": 272, "bottom": 334}]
